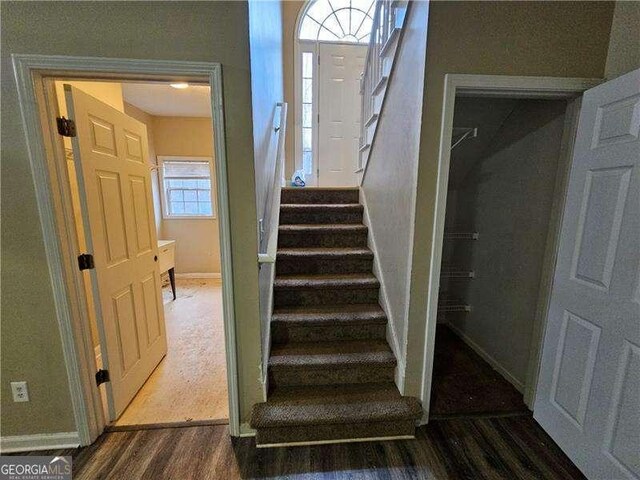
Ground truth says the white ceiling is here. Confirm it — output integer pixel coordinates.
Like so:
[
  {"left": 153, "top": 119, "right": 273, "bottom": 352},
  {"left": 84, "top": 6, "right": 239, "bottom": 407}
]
[{"left": 122, "top": 83, "right": 211, "bottom": 117}]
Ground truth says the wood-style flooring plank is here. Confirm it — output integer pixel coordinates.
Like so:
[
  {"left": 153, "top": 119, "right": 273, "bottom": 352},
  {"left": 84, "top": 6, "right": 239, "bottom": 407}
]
[{"left": 15, "top": 415, "right": 585, "bottom": 480}]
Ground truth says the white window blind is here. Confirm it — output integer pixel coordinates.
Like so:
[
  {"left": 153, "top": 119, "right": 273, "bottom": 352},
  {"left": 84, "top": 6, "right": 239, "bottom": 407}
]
[{"left": 161, "top": 160, "right": 214, "bottom": 217}]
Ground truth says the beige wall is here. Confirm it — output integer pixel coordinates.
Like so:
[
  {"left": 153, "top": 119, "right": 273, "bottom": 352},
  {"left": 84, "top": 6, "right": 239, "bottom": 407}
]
[
  {"left": 249, "top": 0, "right": 285, "bottom": 248},
  {"left": 605, "top": 0, "right": 640, "bottom": 79},
  {"left": 361, "top": 0, "right": 429, "bottom": 383},
  {"left": 403, "top": 1, "right": 614, "bottom": 398},
  {"left": 152, "top": 116, "right": 221, "bottom": 275},
  {"left": 1, "top": 1, "right": 261, "bottom": 437},
  {"left": 282, "top": 1, "right": 305, "bottom": 179}
]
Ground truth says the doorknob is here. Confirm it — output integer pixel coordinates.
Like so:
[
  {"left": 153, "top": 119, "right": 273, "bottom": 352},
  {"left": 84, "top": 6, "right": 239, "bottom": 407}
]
[{"left": 154, "top": 255, "right": 158, "bottom": 262}]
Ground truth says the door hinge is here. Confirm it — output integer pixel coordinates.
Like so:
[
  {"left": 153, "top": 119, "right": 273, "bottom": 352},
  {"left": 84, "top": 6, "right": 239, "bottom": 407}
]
[
  {"left": 77, "top": 253, "right": 95, "bottom": 271},
  {"left": 56, "top": 117, "right": 77, "bottom": 137},
  {"left": 317, "top": 113, "right": 320, "bottom": 123},
  {"left": 95, "top": 369, "right": 110, "bottom": 386}
]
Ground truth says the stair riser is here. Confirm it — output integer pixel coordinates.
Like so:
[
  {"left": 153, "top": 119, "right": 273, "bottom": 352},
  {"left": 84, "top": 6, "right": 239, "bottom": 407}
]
[
  {"left": 274, "top": 287, "right": 379, "bottom": 307},
  {"left": 278, "top": 231, "right": 368, "bottom": 248},
  {"left": 271, "top": 323, "right": 386, "bottom": 343},
  {"left": 281, "top": 189, "right": 359, "bottom": 205},
  {"left": 269, "top": 365, "right": 395, "bottom": 387},
  {"left": 255, "top": 420, "right": 415, "bottom": 446},
  {"left": 276, "top": 257, "right": 373, "bottom": 275},
  {"left": 279, "top": 210, "right": 363, "bottom": 225}
]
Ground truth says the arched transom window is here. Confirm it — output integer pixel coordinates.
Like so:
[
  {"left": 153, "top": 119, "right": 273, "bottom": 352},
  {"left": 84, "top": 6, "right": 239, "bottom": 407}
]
[{"left": 299, "top": 0, "right": 375, "bottom": 44}]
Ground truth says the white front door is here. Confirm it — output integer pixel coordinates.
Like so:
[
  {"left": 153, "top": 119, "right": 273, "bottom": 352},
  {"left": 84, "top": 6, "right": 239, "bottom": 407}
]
[
  {"left": 65, "top": 85, "right": 168, "bottom": 421},
  {"left": 317, "top": 43, "right": 366, "bottom": 187},
  {"left": 534, "top": 69, "right": 640, "bottom": 479}
]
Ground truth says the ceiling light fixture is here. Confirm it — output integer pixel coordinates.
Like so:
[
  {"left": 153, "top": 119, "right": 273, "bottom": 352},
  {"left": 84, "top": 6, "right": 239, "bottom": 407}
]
[{"left": 170, "top": 82, "right": 189, "bottom": 89}]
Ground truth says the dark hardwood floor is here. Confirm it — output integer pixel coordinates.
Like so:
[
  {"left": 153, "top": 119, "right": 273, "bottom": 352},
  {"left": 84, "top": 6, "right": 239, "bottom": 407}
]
[
  {"left": 18, "top": 415, "right": 584, "bottom": 479},
  {"left": 430, "top": 325, "right": 529, "bottom": 417}
]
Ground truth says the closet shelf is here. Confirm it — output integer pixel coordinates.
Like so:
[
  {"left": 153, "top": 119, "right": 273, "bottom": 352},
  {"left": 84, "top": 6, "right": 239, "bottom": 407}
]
[
  {"left": 438, "top": 303, "right": 471, "bottom": 313},
  {"left": 444, "top": 232, "right": 479, "bottom": 240},
  {"left": 438, "top": 294, "right": 471, "bottom": 313},
  {"left": 440, "top": 270, "right": 475, "bottom": 279}
]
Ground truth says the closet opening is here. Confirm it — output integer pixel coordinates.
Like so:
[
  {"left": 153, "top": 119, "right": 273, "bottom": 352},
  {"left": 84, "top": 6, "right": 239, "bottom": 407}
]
[{"left": 430, "top": 94, "right": 574, "bottom": 418}]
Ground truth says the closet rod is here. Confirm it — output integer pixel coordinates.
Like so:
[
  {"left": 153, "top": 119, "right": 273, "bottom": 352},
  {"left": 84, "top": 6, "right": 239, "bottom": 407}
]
[{"left": 451, "top": 127, "right": 478, "bottom": 150}]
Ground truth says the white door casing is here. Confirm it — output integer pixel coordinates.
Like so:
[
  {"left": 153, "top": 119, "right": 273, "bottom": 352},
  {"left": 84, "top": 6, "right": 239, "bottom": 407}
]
[
  {"left": 66, "top": 85, "right": 168, "bottom": 421},
  {"left": 534, "top": 68, "right": 640, "bottom": 480},
  {"left": 318, "top": 43, "right": 366, "bottom": 187}
]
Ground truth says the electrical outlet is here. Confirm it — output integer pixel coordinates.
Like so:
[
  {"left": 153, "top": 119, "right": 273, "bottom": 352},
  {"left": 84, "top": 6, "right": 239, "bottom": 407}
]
[{"left": 10, "top": 381, "right": 29, "bottom": 402}]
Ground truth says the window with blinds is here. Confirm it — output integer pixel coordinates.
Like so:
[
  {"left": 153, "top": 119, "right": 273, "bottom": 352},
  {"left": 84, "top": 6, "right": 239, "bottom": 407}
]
[{"left": 160, "top": 158, "right": 214, "bottom": 218}]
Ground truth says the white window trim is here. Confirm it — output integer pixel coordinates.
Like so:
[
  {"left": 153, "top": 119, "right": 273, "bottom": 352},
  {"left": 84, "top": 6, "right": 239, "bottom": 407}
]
[
  {"left": 294, "top": 41, "right": 319, "bottom": 186},
  {"left": 157, "top": 155, "right": 216, "bottom": 220}
]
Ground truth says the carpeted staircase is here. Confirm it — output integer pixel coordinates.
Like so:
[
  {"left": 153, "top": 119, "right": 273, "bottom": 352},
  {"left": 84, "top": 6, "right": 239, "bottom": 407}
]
[{"left": 250, "top": 187, "right": 422, "bottom": 447}]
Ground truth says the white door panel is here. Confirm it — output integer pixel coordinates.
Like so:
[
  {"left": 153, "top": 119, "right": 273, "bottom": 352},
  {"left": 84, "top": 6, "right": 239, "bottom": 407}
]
[
  {"left": 66, "top": 86, "right": 167, "bottom": 421},
  {"left": 534, "top": 69, "right": 640, "bottom": 480},
  {"left": 318, "top": 43, "right": 366, "bottom": 187}
]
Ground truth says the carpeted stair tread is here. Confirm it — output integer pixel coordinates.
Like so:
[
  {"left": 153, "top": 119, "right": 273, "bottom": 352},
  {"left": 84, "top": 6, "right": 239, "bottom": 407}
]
[
  {"left": 274, "top": 273, "right": 379, "bottom": 289},
  {"left": 269, "top": 340, "right": 395, "bottom": 368},
  {"left": 278, "top": 247, "right": 373, "bottom": 258},
  {"left": 281, "top": 188, "right": 359, "bottom": 205},
  {"left": 279, "top": 223, "right": 367, "bottom": 232},
  {"left": 280, "top": 203, "right": 363, "bottom": 211},
  {"left": 272, "top": 304, "right": 387, "bottom": 325},
  {"left": 251, "top": 383, "right": 422, "bottom": 428}
]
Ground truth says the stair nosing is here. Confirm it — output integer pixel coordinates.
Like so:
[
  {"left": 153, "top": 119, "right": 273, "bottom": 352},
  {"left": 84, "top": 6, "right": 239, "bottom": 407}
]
[
  {"left": 280, "top": 203, "right": 363, "bottom": 209},
  {"left": 252, "top": 400, "right": 421, "bottom": 428},
  {"left": 271, "top": 315, "right": 387, "bottom": 325},
  {"left": 269, "top": 340, "right": 396, "bottom": 369},
  {"left": 272, "top": 305, "right": 387, "bottom": 325},
  {"left": 279, "top": 224, "right": 367, "bottom": 234},
  {"left": 277, "top": 247, "right": 373, "bottom": 258},
  {"left": 274, "top": 274, "right": 379, "bottom": 290},
  {"left": 251, "top": 383, "right": 422, "bottom": 428}
]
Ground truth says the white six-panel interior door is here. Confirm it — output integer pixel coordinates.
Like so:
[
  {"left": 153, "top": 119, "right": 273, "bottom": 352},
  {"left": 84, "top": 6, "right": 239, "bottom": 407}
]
[
  {"left": 317, "top": 43, "right": 366, "bottom": 187},
  {"left": 66, "top": 85, "right": 168, "bottom": 421},
  {"left": 534, "top": 68, "right": 640, "bottom": 480}
]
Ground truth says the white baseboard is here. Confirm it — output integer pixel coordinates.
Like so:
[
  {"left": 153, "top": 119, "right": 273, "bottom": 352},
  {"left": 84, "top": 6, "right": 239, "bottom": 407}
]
[
  {"left": 359, "top": 188, "right": 406, "bottom": 391},
  {"left": 174, "top": 273, "right": 221, "bottom": 279},
  {"left": 0, "top": 432, "right": 80, "bottom": 453},
  {"left": 239, "top": 423, "right": 256, "bottom": 437},
  {"left": 446, "top": 323, "right": 525, "bottom": 393},
  {"left": 257, "top": 434, "right": 415, "bottom": 448}
]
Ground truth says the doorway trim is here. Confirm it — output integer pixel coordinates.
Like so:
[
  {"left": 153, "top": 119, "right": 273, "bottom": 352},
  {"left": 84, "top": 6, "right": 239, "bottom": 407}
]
[
  {"left": 12, "top": 54, "right": 241, "bottom": 445},
  {"left": 420, "top": 74, "right": 602, "bottom": 421}
]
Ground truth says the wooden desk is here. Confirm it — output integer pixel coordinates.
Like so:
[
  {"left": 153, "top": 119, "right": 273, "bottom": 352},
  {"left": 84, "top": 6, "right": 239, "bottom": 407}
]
[{"left": 158, "top": 239, "right": 176, "bottom": 300}]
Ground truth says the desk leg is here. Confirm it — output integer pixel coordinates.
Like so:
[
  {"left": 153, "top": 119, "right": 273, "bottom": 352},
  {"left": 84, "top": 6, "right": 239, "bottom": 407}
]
[{"left": 168, "top": 267, "right": 176, "bottom": 300}]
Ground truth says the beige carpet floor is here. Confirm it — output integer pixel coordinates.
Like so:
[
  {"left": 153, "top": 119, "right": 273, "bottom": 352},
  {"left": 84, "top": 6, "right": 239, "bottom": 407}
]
[{"left": 114, "top": 278, "right": 228, "bottom": 426}]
